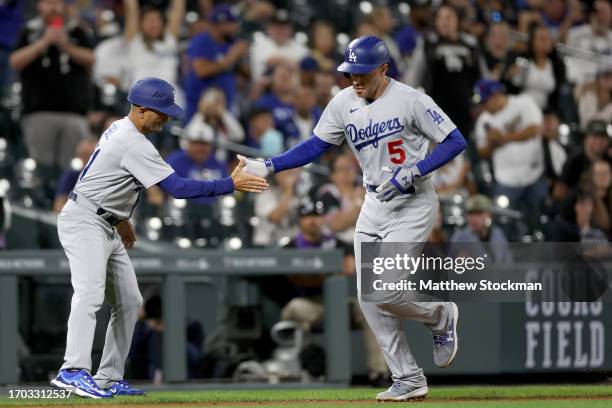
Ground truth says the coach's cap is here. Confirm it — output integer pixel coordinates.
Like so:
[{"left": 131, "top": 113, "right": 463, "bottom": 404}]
[
  {"left": 210, "top": 4, "right": 239, "bottom": 23},
  {"left": 183, "top": 122, "right": 214, "bottom": 143},
  {"left": 466, "top": 194, "right": 492, "bottom": 213},
  {"left": 298, "top": 196, "right": 327, "bottom": 217},
  {"left": 473, "top": 79, "right": 505, "bottom": 104},
  {"left": 128, "top": 77, "right": 184, "bottom": 118},
  {"left": 584, "top": 120, "right": 609, "bottom": 137}
]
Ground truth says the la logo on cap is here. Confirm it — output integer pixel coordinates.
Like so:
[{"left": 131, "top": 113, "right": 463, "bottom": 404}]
[{"left": 348, "top": 49, "right": 357, "bottom": 62}]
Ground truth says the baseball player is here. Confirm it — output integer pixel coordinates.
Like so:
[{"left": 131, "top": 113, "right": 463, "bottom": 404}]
[
  {"left": 50, "top": 77, "right": 267, "bottom": 399},
  {"left": 240, "top": 36, "right": 466, "bottom": 401}
]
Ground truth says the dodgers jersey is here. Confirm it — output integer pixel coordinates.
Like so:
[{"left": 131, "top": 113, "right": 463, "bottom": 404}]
[
  {"left": 313, "top": 78, "right": 456, "bottom": 186},
  {"left": 74, "top": 117, "right": 175, "bottom": 219}
]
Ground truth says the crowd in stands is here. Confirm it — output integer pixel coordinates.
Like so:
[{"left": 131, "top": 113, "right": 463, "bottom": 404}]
[
  {"left": 0, "top": 0, "right": 610, "bottom": 248},
  {"left": 1, "top": 0, "right": 611, "bottom": 384}
]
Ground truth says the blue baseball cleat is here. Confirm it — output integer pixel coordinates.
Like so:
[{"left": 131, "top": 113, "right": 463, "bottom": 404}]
[
  {"left": 50, "top": 369, "right": 113, "bottom": 399},
  {"left": 105, "top": 380, "right": 146, "bottom": 396},
  {"left": 433, "top": 302, "right": 459, "bottom": 368}
]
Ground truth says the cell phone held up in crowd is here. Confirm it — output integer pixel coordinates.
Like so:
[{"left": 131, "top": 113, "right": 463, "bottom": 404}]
[{"left": 49, "top": 15, "right": 64, "bottom": 29}]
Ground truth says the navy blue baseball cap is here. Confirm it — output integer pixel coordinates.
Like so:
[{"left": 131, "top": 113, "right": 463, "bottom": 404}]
[
  {"left": 338, "top": 35, "right": 390, "bottom": 75},
  {"left": 474, "top": 79, "right": 505, "bottom": 104},
  {"left": 210, "top": 4, "right": 239, "bottom": 23},
  {"left": 128, "top": 77, "right": 184, "bottom": 118}
]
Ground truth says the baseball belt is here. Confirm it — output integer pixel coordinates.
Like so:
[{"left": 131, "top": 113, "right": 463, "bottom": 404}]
[{"left": 68, "top": 191, "right": 123, "bottom": 227}]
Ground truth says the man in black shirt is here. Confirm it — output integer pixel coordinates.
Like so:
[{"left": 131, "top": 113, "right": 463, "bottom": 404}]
[
  {"left": 404, "top": 4, "right": 481, "bottom": 137},
  {"left": 555, "top": 120, "right": 611, "bottom": 201},
  {"left": 10, "top": 0, "right": 94, "bottom": 178}
]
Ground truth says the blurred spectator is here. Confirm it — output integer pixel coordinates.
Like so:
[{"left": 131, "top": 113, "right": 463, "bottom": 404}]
[
  {"left": 123, "top": 0, "right": 185, "bottom": 103},
  {"left": 239, "top": 0, "right": 275, "bottom": 39},
  {"left": 292, "top": 85, "right": 321, "bottom": 144},
  {"left": 185, "top": 88, "right": 245, "bottom": 163},
  {"left": 308, "top": 20, "right": 341, "bottom": 73},
  {"left": 481, "top": 21, "right": 516, "bottom": 81},
  {"left": 405, "top": 3, "right": 481, "bottom": 136},
  {"left": 10, "top": 0, "right": 94, "bottom": 175},
  {"left": 506, "top": 24, "right": 567, "bottom": 112},
  {"left": 394, "top": 0, "right": 433, "bottom": 61},
  {"left": 313, "top": 70, "right": 336, "bottom": 109},
  {"left": 540, "top": 0, "right": 583, "bottom": 41},
  {"left": 576, "top": 65, "right": 612, "bottom": 127},
  {"left": 450, "top": 194, "right": 512, "bottom": 262},
  {"left": 166, "top": 122, "right": 229, "bottom": 206},
  {"left": 298, "top": 56, "right": 319, "bottom": 87},
  {"left": 128, "top": 294, "right": 204, "bottom": 382},
  {"left": 247, "top": 107, "right": 284, "bottom": 156},
  {"left": 554, "top": 188, "right": 608, "bottom": 242},
  {"left": 252, "top": 168, "right": 300, "bottom": 247},
  {"left": 52, "top": 137, "right": 97, "bottom": 212},
  {"left": 280, "top": 196, "right": 388, "bottom": 386},
  {"left": 184, "top": 4, "right": 248, "bottom": 122},
  {"left": 541, "top": 109, "right": 568, "bottom": 189},
  {"left": 367, "top": 5, "right": 403, "bottom": 78},
  {"left": 446, "top": 0, "right": 479, "bottom": 37},
  {"left": 584, "top": 159, "right": 612, "bottom": 239},
  {"left": 92, "top": 35, "right": 131, "bottom": 100},
  {"left": 255, "top": 63, "right": 300, "bottom": 143},
  {"left": 557, "top": 120, "right": 611, "bottom": 198},
  {"left": 474, "top": 79, "right": 547, "bottom": 229},
  {"left": 566, "top": 0, "right": 612, "bottom": 85},
  {"left": 0, "top": 0, "right": 23, "bottom": 96},
  {"left": 249, "top": 8, "right": 309, "bottom": 81},
  {"left": 311, "top": 154, "right": 364, "bottom": 245},
  {"left": 473, "top": 0, "right": 517, "bottom": 39},
  {"left": 432, "top": 152, "right": 474, "bottom": 199}
]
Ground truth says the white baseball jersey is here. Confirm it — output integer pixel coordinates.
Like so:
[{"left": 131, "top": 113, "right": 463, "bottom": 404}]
[
  {"left": 313, "top": 78, "right": 457, "bottom": 186},
  {"left": 74, "top": 117, "right": 174, "bottom": 219},
  {"left": 474, "top": 94, "right": 544, "bottom": 187}
]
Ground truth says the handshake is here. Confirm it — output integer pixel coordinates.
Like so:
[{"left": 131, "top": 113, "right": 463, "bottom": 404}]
[
  {"left": 230, "top": 157, "right": 272, "bottom": 193},
  {"left": 234, "top": 154, "right": 420, "bottom": 203}
]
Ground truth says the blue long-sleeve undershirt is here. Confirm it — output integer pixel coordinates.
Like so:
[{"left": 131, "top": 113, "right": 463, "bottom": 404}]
[
  {"left": 158, "top": 172, "right": 234, "bottom": 199},
  {"left": 416, "top": 128, "right": 467, "bottom": 176},
  {"left": 270, "top": 135, "right": 334, "bottom": 172}
]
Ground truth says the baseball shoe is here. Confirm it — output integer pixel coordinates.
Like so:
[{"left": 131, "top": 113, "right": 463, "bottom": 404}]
[
  {"left": 104, "top": 380, "right": 145, "bottom": 396},
  {"left": 433, "top": 302, "right": 459, "bottom": 368},
  {"left": 50, "top": 369, "right": 113, "bottom": 399},
  {"left": 376, "top": 381, "right": 428, "bottom": 402}
]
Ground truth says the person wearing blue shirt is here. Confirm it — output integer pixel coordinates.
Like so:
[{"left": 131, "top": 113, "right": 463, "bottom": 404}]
[
  {"left": 184, "top": 4, "right": 248, "bottom": 123},
  {"left": 255, "top": 63, "right": 301, "bottom": 144},
  {"left": 166, "top": 123, "right": 229, "bottom": 205}
]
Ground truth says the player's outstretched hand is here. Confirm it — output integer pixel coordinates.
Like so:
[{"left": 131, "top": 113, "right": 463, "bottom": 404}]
[
  {"left": 232, "top": 160, "right": 269, "bottom": 193},
  {"left": 237, "top": 154, "right": 272, "bottom": 178},
  {"left": 376, "top": 166, "right": 419, "bottom": 202},
  {"left": 116, "top": 220, "right": 137, "bottom": 249}
]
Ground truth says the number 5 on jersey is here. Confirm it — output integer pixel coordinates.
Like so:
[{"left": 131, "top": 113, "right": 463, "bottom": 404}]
[{"left": 387, "top": 139, "right": 406, "bottom": 164}]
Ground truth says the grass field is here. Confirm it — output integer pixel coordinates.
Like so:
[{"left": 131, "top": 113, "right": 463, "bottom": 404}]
[{"left": 1, "top": 384, "right": 611, "bottom": 408}]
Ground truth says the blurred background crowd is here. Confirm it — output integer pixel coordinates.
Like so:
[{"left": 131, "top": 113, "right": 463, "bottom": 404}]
[{"left": 0, "top": 0, "right": 611, "bottom": 385}]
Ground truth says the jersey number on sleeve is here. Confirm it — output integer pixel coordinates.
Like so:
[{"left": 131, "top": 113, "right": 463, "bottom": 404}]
[
  {"left": 387, "top": 139, "right": 406, "bottom": 164},
  {"left": 79, "top": 148, "right": 101, "bottom": 181}
]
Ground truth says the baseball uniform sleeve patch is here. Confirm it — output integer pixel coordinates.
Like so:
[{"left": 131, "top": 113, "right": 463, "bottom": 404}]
[{"left": 413, "top": 94, "right": 457, "bottom": 143}]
